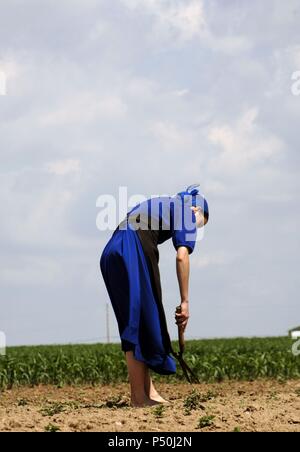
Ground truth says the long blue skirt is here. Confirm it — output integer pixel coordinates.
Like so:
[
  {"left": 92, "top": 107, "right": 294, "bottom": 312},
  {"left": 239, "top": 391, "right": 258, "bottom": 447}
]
[{"left": 100, "top": 227, "right": 176, "bottom": 375}]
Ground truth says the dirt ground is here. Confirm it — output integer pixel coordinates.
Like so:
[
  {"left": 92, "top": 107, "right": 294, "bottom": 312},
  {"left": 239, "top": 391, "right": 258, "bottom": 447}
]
[{"left": 0, "top": 380, "right": 299, "bottom": 432}]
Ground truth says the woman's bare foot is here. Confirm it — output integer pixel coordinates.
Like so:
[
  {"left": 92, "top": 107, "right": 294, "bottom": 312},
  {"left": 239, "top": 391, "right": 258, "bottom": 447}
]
[
  {"left": 149, "top": 391, "right": 170, "bottom": 404},
  {"left": 144, "top": 372, "right": 170, "bottom": 404},
  {"left": 131, "top": 396, "right": 161, "bottom": 407}
]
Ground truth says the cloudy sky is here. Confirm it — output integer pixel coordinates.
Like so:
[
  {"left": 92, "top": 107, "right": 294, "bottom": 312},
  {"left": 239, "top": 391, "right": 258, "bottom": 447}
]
[{"left": 0, "top": 0, "right": 299, "bottom": 346}]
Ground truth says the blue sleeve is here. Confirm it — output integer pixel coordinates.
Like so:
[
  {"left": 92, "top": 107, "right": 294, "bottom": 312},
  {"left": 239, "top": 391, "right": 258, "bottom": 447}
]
[{"left": 172, "top": 203, "right": 197, "bottom": 254}]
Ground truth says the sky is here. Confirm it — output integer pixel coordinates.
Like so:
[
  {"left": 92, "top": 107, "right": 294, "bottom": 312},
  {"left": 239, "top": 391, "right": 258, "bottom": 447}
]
[{"left": 0, "top": 0, "right": 299, "bottom": 346}]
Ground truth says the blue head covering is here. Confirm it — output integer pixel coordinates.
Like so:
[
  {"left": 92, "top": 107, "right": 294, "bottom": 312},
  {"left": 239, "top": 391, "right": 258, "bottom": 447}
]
[{"left": 175, "top": 184, "right": 209, "bottom": 221}]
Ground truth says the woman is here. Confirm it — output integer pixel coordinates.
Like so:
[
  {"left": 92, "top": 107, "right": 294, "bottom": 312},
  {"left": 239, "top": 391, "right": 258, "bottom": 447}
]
[{"left": 100, "top": 184, "right": 209, "bottom": 407}]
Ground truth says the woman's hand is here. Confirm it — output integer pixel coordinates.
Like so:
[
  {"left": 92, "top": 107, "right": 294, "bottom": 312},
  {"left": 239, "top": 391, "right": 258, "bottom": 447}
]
[{"left": 175, "top": 301, "right": 190, "bottom": 332}]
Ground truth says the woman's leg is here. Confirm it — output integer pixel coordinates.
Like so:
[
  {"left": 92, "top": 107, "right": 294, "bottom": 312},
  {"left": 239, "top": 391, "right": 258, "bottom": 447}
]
[
  {"left": 125, "top": 351, "right": 160, "bottom": 407},
  {"left": 144, "top": 369, "right": 169, "bottom": 403}
]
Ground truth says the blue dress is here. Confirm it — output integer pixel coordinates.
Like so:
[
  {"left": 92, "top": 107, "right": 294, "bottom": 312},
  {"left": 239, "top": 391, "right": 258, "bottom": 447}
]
[{"left": 100, "top": 196, "right": 198, "bottom": 375}]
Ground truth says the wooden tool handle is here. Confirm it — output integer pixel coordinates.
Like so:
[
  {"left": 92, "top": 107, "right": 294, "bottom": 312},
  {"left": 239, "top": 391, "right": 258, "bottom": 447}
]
[{"left": 176, "top": 305, "right": 185, "bottom": 354}]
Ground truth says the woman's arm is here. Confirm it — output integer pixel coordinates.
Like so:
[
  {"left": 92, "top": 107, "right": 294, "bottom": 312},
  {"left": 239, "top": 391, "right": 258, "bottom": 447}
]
[{"left": 175, "top": 246, "right": 190, "bottom": 331}]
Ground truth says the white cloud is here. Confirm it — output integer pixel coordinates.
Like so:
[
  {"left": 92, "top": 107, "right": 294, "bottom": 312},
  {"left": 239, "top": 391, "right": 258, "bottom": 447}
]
[
  {"left": 0, "top": 57, "right": 21, "bottom": 95},
  {"left": 0, "top": 169, "right": 83, "bottom": 251},
  {"left": 0, "top": 70, "right": 7, "bottom": 95},
  {"left": 207, "top": 34, "right": 253, "bottom": 55},
  {"left": 172, "top": 88, "right": 190, "bottom": 97},
  {"left": 0, "top": 58, "right": 19, "bottom": 80},
  {"left": 46, "top": 159, "right": 81, "bottom": 176},
  {"left": 121, "top": 0, "right": 206, "bottom": 43},
  {"left": 162, "top": 0, "right": 206, "bottom": 41},
  {"left": 207, "top": 108, "right": 284, "bottom": 173},
  {"left": 39, "top": 92, "right": 127, "bottom": 126},
  {"left": 121, "top": 0, "right": 252, "bottom": 54},
  {"left": 149, "top": 120, "right": 194, "bottom": 151}
]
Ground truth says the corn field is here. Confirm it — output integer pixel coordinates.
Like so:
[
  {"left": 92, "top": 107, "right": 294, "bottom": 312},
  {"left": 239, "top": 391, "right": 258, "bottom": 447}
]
[{"left": 0, "top": 337, "right": 299, "bottom": 390}]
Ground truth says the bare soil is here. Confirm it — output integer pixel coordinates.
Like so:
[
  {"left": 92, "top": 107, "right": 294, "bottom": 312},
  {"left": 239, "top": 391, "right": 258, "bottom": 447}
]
[{"left": 0, "top": 380, "right": 300, "bottom": 432}]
